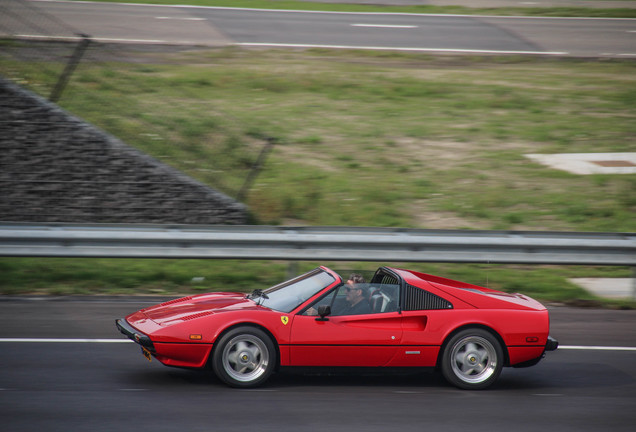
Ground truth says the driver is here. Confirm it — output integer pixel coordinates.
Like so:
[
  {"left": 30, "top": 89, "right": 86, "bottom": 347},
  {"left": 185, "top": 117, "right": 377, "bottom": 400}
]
[
  {"left": 304, "top": 273, "right": 371, "bottom": 316},
  {"left": 334, "top": 273, "right": 371, "bottom": 315}
]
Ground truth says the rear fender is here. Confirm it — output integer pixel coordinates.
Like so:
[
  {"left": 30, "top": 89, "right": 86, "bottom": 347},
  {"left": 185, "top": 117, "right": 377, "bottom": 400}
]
[{"left": 436, "top": 324, "right": 510, "bottom": 368}]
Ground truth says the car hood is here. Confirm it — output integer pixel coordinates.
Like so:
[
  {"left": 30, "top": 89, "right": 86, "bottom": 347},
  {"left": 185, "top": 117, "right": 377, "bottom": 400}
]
[{"left": 139, "top": 292, "right": 260, "bottom": 326}]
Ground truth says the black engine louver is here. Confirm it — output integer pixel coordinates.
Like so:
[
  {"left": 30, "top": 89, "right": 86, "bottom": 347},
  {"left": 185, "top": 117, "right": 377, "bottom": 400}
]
[{"left": 403, "top": 285, "right": 453, "bottom": 311}]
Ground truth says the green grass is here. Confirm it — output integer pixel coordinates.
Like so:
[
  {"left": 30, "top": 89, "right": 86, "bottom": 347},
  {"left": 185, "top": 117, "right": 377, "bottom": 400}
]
[
  {"left": 0, "top": 258, "right": 291, "bottom": 296},
  {"left": 84, "top": 0, "right": 636, "bottom": 18},
  {"left": 47, "top": 50, "right": 635, "bottom": 231},
  {"left": 0, "top": 258, "right": 632, "bottom": 308},
  {"left": 1, "top": 43, "right": 635, "bottom": 305}
]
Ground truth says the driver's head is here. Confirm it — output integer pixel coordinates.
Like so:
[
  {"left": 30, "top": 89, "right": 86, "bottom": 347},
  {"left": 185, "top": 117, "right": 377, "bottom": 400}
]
[
  {"left": 347, "top": 273, "right": 365, "bottom": 285},
  {"left": 345, "top": 273, "right": 367, "bottom": 304}
]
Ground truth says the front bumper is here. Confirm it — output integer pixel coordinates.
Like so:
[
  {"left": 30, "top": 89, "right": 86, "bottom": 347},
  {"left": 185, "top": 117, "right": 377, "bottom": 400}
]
[{"left": 116, "top": 318, "right": 155, "bottom": 352}]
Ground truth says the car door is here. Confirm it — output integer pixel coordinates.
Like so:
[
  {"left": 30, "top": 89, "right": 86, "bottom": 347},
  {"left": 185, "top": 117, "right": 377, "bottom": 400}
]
[
  {"left": 289, "top": 284, "right": 403, "bottom": 367},
  {"left": 387, "top": 283, "right": 456, "bottom": 367}
]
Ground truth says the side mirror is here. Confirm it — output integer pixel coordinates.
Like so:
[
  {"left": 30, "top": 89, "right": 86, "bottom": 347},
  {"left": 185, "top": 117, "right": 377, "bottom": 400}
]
[{"left": 316, "top": 305, "right": 331, "bottom": 321}]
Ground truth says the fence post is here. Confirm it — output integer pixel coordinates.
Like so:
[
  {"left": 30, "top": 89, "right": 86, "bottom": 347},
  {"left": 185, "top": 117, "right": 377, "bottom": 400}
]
[
  {"left": 237, "top": 136, "right": 276, "bottom": 202},
  {"left": 49, "top": 33, "right": 91, "bottom": 103}
]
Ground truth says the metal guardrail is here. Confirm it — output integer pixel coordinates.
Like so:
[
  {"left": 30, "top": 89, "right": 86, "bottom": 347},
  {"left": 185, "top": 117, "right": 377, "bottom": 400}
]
[{"left": 0, "top": 223, "right": 634, "bottom": 266}]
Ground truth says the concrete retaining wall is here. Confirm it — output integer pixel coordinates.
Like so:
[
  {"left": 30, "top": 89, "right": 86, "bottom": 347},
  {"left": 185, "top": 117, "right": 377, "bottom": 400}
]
[{"left": 0, "top": 78, "right": 248, "bottom": 224}]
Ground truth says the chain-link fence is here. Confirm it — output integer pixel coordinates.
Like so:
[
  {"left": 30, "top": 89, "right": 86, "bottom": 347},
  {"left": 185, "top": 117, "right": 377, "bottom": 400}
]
[{"left": 0, "top": 0, "right": 86, "bottom": 98}]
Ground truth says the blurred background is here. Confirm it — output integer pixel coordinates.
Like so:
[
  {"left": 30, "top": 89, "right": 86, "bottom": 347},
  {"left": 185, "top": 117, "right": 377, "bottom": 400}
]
[
  {"left": 1, "top": 3, "right": 636, "bottom": 432},
  {"left": 0, "top": 0, "right": 634, "bottom": 305}
]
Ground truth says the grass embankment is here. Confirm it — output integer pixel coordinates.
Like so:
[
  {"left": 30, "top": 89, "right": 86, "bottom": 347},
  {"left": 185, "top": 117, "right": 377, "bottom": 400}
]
[
  {"left": 1, "top": 47, "right": 634, "bottom": 306},
  {"left": 56, "top": 51, "right": 635, "bottom": 231}
]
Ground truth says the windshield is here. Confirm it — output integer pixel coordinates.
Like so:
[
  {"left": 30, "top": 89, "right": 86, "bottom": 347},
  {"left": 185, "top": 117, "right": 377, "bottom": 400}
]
[{"left": 252, "top": 268, "right": 336, "bottom": 313}]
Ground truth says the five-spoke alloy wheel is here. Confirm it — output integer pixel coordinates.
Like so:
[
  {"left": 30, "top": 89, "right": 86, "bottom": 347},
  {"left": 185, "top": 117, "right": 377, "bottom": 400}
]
[
  {"left": 441, "top": 328, "right": 504, "bottom": 390},
  {"left": 212, "top": 326, "right": 276, "bottom": 388}
]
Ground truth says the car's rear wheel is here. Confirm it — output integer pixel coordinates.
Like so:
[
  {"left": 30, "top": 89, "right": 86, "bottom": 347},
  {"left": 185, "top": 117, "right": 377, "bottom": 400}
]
[
  {"left": 212, "top": 326, "right": 276, "bottom": 388},
  {"left": 441, "top": 328, "right": 504, "bottom": 390}
]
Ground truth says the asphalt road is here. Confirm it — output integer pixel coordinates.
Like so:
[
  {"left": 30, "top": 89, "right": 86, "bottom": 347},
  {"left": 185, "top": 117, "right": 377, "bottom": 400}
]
[
  {"left": 17, "top": 0, "right": 636, "bottom": 57},
  {"left": 0, "top": 298, "right": 635, "bottom": 432}
]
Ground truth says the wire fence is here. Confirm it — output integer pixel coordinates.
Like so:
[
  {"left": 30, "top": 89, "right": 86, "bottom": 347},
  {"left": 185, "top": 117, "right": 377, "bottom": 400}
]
[
  {"left": 0, "top": 0, "right": 83, "bottom": 96},
  {"left": 0, "top": 0, "right": 267, "bottom": 200}
]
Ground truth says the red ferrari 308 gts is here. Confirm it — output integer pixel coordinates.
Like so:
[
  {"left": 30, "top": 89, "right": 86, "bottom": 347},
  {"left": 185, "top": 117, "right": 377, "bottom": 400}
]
[{"left": 116, "top": 266, "right": 557, "bottom": 390}]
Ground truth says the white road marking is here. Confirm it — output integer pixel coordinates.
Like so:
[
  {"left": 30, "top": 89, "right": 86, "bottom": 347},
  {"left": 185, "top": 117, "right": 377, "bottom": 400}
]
[
  {"left": 236, "top": 42, "right": 567, "bottom": 56},
  {"left": 240, "top": 389, "right": 278, "bottom": 392},
  {"left": 16, "top": 34, "right": 167, "bottom": 44},
  {"left": 352, "top": 24, "right": 418, "bottom": 29},
  {"left": 155, "top": 17, "right": 206, "bottom": 21},
  {"left": 558, "top": 345, "right": 636, "bottom": 351},
  {"left": 18, "top": 35, "right": 565, "bottom": 54},
  {"left": 0, "top": 339, "right": 635, "bottom": 352}
]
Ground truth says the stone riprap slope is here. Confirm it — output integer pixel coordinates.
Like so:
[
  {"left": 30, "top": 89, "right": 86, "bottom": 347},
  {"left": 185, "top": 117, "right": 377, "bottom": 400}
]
[{"left": 0, "top": 78, "right": 247, "bottom": 224}]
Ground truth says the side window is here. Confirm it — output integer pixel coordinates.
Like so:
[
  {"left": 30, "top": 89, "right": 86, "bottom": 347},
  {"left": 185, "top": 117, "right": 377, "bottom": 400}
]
[
  {"left": 403, "top": 284, "right": 453, "bottom": 310},
  {"left": 301, "top": 283, "right": 401, "bottom": 316},
  {"left": 300, "top": 288, "right": 338, "bottom": 316},
  {"left": 330, "top": 283, "right": 371, "bottom": 316},
  {"left": 329, "top": 285, "right": 349, "bottom": 316},
  {"left": 368, "top": 284, "right": 400, "bottom": 313},
  {"left": 300, "top": 285, "right": 355, "bottom": 316}
]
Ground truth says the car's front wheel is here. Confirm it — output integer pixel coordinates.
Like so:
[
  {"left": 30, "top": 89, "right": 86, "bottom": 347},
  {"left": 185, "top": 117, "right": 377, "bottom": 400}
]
[
  {"left": 440, "top": 328, "right": 504, "bottom": 390},
  {"left": 212, "top": 326, "right": 276, "bottom": 388}
]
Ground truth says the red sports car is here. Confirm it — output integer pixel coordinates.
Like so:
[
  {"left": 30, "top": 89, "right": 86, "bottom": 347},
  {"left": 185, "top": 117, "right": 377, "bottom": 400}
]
[{"left": 116, "top": 266, "right": 557, "bottom": 390}]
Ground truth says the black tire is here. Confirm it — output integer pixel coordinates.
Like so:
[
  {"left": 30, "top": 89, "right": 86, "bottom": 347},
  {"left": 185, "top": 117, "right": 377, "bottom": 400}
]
[
  {"left": 440, "top": 328, "right": 504, "bottom": 390},
  {"left": 212, "top": 326, "right": 276, "bottom": 388}
]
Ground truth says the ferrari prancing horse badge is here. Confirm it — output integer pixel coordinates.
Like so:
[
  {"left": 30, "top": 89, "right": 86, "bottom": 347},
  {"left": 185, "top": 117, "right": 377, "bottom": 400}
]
[{"left": 281, "top": 316, "right": 289, "bottom": 325}]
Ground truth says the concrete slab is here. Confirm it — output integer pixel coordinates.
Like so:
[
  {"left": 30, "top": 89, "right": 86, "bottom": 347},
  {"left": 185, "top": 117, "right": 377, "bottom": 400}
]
[
  {"left": 525, "top": 153, "right": 636, "bottom": 175},
  {"left": 570, "top": 278, "right": 636, "bottom": 300}
]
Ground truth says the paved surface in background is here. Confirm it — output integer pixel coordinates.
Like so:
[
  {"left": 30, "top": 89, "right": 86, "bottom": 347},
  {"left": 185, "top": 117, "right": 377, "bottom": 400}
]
[
  {"left": 25, "top": 1, "right": 636, "bottom": 57},
  {"left": 299, "top": 0, "right": 636, "bottom": 9},
  {"left": 572, "top": 278, "right": 636, "bottom": 300}
]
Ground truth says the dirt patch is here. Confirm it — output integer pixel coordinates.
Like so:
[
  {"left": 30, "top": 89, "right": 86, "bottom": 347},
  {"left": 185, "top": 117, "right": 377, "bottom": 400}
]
[
  {"left": 390, "top": 138, "right": 476, "bottom": 163},
  {"left": 274, "top": 141, "right": 339, "bottom": 172},
  {"left": 413, "top": 210, "right": 492, "bottom": 229}
]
